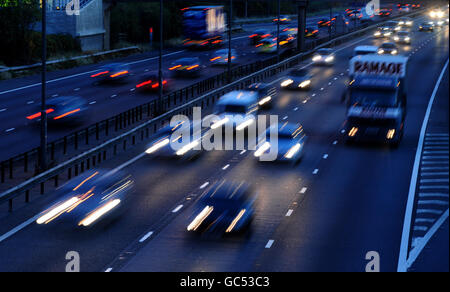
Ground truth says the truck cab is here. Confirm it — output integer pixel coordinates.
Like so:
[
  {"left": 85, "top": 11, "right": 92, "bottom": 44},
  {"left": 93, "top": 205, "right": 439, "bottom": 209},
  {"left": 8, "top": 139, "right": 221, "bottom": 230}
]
[{"left": 344, "top": 55, "right": 408, "bottom": 146}]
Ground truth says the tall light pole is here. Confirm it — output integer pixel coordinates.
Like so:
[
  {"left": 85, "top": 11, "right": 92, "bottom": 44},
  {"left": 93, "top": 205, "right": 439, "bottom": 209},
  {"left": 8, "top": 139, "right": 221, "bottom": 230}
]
[
  {"left": 227, "top": 0, "right": 233, "bottom": 83},
  {"left": 40, "top": 0, "right": 48, "bottom": 171},
  {"left": 158, "top": 0, "right": 163, "bottom": 114}
]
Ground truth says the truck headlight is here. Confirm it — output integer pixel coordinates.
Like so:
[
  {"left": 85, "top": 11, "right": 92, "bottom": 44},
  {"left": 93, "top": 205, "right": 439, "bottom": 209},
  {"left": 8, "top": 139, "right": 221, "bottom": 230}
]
[
  {"left": 391, "top": 49, "right": 398, "bottom": 55},
  {"left": 378, "top": 49, "right": 385, "bottom": 54},
  {"left": 281, "top": 79, "right": 294, "bottom": 87}
]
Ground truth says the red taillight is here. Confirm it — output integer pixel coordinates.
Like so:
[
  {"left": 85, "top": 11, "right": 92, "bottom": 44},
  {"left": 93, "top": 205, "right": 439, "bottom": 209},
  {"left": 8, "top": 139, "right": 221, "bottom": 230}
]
[
  {"left": 187, "top": 65, "right": 199, "bottom": 70},
  {"left": 212, "top": 40, "right": 222, "bottom": 44},
  {"left": 210, "top": 57, "right": 221, "bottom": 62},
  {"left": 151, "top": 81, "right": 168, "bottom": 88},
  {"left": 169, "top": 65, "right": 181, "bottom": 71},
  {"left": 53, "top": 109, "right": 81, "bottom": 120},
  {"left": 136, "top": 80, "right": 152, "bottom": 88},
  {"left": 200, "top": 41, "right": 208, "bottom": 46},
  {"left": 110, "top": 70, "right": 129, "bottom": 78},
  {"left": 249, "top": 34, "right": 257, "bottom": 38},
  {"left": 26, "top": 108, "right": 55, "bottom": 120},
  {"left": 91, "top": 71, "right": 109, "bottom": 78}
]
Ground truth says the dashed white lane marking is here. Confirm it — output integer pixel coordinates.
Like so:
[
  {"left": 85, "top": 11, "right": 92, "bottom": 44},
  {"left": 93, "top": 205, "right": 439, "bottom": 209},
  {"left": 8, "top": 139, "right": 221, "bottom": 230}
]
[
  {"left": 341, "top": 129, "right": 346, "bottom": 134},
  {"left": 0, "top": 108, "right": 7, "bottom": 112},
  {"left": 293, "top": 107, "right": 299, "bottom": 111},
  {"left": 5, "top": 128, "right": 15, "bottom": 133},
  {"left": 323, "top": 154, "right": 329, "bottom": 159},
  {"left": 286, "top": 210, "right": 294, "bottom": 217},
  {"left": 52, "top": 94, "right": 58, "bottom": 97},
  {"left": 283, "top": 116, "right": 288, "bottom": 120},
  {"left": 89, "top": 101, "right": 97, "bottom": 105},
  {"left": 300, "top": 187, "right": 308, "bottom": 194},
  {"left": 200, "top": 182, "right": 210, "bottom": 189},
  {"left": 328, "top": 82, "right": 332, "bottom": 86},
  {"left": 265, "top": 240, "right": 275, "bottom": 249},
  {"left": 240, "top": 150, "right": 247, "bottom": 155},
  {"left": 74, "top": 88, "right": 80, "bottom": 91},
  {"left": 139, "top": 231, "right": 154, "bottom": 243},
  {"left": 313, "top": 169, "right": 319, "bottom": 175},
  {"left": 172, "top": 205, "right": 183, "bottom": 213},
  {"left": 312, "top": 93, "right": 316, "bottom": 97},
  {"left": 334, "top": 77, "right": 338, "bottom": 80},
  {"left": 105, "top": 268, "right": 113, "bottom": 273},
  {"left": 130, "top": 88, "right": 135, "bottom": 92},
  {"left": 222, "top": 164, "right": 230, "bottom": 170},
  {"left": 111, "top": 94, "right": 117, "bottom": 98},
  {"left": 333, "top": 140, "right": 338, "bottom": 145},
  {"left": 320, "top": 87, "right": 324, "bottom": 91},
  {"left": 27, "top": 101, "right": 34, "bottom": 104}
]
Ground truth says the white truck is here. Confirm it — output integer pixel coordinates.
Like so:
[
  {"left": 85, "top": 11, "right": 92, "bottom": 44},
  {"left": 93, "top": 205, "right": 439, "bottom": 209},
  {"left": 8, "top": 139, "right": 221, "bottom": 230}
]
[{"left": 343, "top": 55, "right": 409, "bottom": 146}]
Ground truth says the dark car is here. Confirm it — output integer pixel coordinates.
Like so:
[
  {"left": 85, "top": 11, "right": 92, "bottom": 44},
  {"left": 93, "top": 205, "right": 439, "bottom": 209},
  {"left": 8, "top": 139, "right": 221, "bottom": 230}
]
[
  {"left": 249, "top": 29, "right": 271, "bottom": 45},
  {"left": 26, "top": 95, "right": 88, "bottom": 125},
  {"left": 273, "top": 15, "right": 292, "bottom": 24},
  {"left": 36, "top": 169, "right": 134, "bottom": 228},
  {"left": 254, "top": 122, "right": 307, "bottom": 164},
  {"left": 145, "top": 121, "right": 206, "bottom": 160},
  {"left": 90, "top": 63, "right": 130, "bottom": 83},
  {"left": 136, "top": 73, "right": 170, "bottom": 92},
  {"left": 248, "top": 83, "right": 278, "bottom": 109},
  {"left": 280, "top": 68, "right": 313, "bottom": 90},
  {"left": 377, "top": 42, "right": 399, "bottom": 55},
  {"left": 419, "top": 22, "right": 435, "bottom": 31},
  {"left": 378, "top": 8, "right": 392, "bottom": 17},
  {"left": 169, "top": 57, "right": 203, "bottom": 78},
  {"left": 305, "top": 27, "right": 319, "bottom": 38},
  {"left": 318, "top": 18, "right": 331, "bottom": 27},
  {"left": 187, "top": 180, "right": 256, "bottom": 236}
]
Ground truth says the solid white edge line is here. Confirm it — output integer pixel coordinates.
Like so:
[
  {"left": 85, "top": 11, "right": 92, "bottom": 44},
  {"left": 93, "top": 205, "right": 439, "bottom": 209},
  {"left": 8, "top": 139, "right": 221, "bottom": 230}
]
[
  {"left": 0, "top": 215, "right": 40, "bottom": 244},
  {"left": 105, "top": 268, "right": 113, "bottom": 272},
  {"left": 172, "top": 205, "right": 183, "bottom": 213},
  {"left": 265, "top": 240, "right": 274, "bottom": 249},
  {"left": 139, "top": 231, "right": 154, "bottom": 243},
  {"left": 397, "top": 59, "right": 449, "bottom": 272}
]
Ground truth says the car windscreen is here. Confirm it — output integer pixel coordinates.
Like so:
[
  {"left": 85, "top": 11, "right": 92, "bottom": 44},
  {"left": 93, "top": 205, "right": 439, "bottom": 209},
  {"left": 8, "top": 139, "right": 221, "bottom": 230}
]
[
  {"left": 317, "top": 49, "right": 332, "bottom": 55},
  {"left": 350, "top": 88, "right": 398, "bottom": 107},
  {"left": 290, "top": 69, "right": 308, "bottom": 77},
  {"left": 221, "top": 104, "right": 247, "bottom": 114}
]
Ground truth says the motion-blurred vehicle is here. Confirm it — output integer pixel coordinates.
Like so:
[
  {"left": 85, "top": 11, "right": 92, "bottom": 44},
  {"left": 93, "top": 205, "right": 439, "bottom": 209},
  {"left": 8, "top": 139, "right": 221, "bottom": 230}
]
[
  {"left": 378, "top": 8, "right": 393, "bottom": 17},
  {"left": 210, "top": 91, "right": 259, "bottom": 133},
  {"left": 344, "top": 55, "right": 408, "bottom": 146},
  {"left": 182, "top": 6, "right": 225, "bottom": 50},
  {"left": 256, "top": 31, "right": 295, "bottom": 54},
  {"left": 317, "top": 18, "right": 331, "bottom": 27},
  {"left": 419, "top": 22, "right": 434, "bottom": 31},
  {"left": 347, "top": 9, "right": 362, "bottom": 20},
  {"left": 169, "top": 57, "right": 203, "bottom": 78},
  {"left": 248, "top": 29, "right": 272, "bottom": 45},
  {"left": 304, "top": 27, "right": 319, "bottom": 38},
  {"left": 254, "top": 122, "right": 306, "bottom": 165},
  {"left": 247, "top": 83, "right": 277, "bottom": 109},
  {"left": 136, "top": 73, "right": 170, "bottom": 92},
  {"left": 187, "top": 180, "right": 256, "bottom": 236},
  {"left": 280, "top": 68, "right": 313, "bottom": 90},
  {"left": 434, "top": 19, "right": 445, "bottom": 27},
  {"left": 210, "top": 49, "right": 238, "bottom": 65},
  {"left": 377, "top": 42, "right": 399, "bottom": 55},
  {"left": 90, "top": 63, "right": 130, "bottom": 83},
  {"left": 429, "top": 8, "right": 445, "bottom": 19},
  {"left": 312, "top": 48, "right": 335, "bottom": 65},
  {"left": 393, "top": 31, "right": 411, "bottom": 45},
  {"left": 273, "top": 15, "right": 292, "bottom": 24},
  {"left": 353, "top": 45, "right": 379, "bottom": 57},
  {"left": 398, "top": 4, "right": 411, "bottom": 13},
  {"left": 145, "top": 121, "right": 206, "bottom": 160},
  {"left": 36, "top": 170, "right": 134, "bottom": 228},
  {"left": 26, "top": 96, "right": 88, "bottom": 125},
  {"left": 397, "top": 17, "right": 413, "bottom": 27}
]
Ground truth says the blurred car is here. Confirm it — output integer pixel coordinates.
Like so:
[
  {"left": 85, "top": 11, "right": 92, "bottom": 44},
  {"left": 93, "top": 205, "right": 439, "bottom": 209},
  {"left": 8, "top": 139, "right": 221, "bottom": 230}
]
[
  {"left": 254, "top": 122, "right": 307, "bottom": 165},
  {"left": 249, "top": 29, "right": 272, "bottom": 45},
  {"left": 247, "top": 83, "right": 277, "bottom": 109},
  {"left": 90, "top": 63, "right": 130, "bottom": 83},
  {"left": 393, "top": 31, "right": 411, "bottom": 45},
  {"left": 280, "top": 68, "right": 313, "bottom": 90},
  {"left": 347, "top": 10, "right": 362, "bottom": 20},
  {"left": 305, "top": 27, "right": 319, "bottom": 38},
  {"left": 419, "top": 22, "right": 434, "bottom": 31},
  {"left": 256, "top": 32, "right": 295, "bottom": 54},
  {"left": 378, "top": 42, "right": 399, "bottom": 55},
  {"left": 210, "top": 91, "right": 259, "bottom": 133},
  {"left": 397, "top": 17, "right": 413, "bottom": 27},
  {"left": 187, "top": 180, "right": 256, "bottom": 236},
  {"left": 398, "top": 4, "right": 411, "bottom": 13},
  {"left": 26, "top": 95, "right": 88, "bottom": 125},
  {"left": 273, "top": 15, "right": 292, "bottom": 24},
  {"left": 312, "top": 48, "right": 335, "bottom": 65},
  {"left": 145, "top": 121, "right": 205, "bottom": 160},
  {"left": 210, "top": 49, "right": 238, "bottom": 65},
  {"left": 318, "top": 18, "right": 331, "bottom": 27},
  {"left": 374, "top": 25, "right": 395, "bottom": 38},
  {"left": 36, "top": 169, "right": 134, "bottom": 228},
  {"left": 135, "top": 73, "right": 170, "bottom": 92},
  {"left": 169, "top": 57, "right": 203, "bottom": 78},
  {"left": 378, "top": 8, "right": 392, "bottom": 17},
  {"left": 434, "top": 19, "right": 445, "bottom": 27}
]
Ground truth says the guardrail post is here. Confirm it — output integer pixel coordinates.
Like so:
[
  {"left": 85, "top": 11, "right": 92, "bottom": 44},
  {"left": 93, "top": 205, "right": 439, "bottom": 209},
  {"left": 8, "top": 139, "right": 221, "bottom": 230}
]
[
  {"left": 74, "top": 132, "right": 78, "bottom": 150},
  {"left": 103, "top": 151, "right": 106, "bottom": 161},
  {"left": 8, "top": 199, "right": 12, "bottom": 212},
  {"left": 106, "top": 120, "right": 109, "bottom": 136},
  {"left": 40, "top": 182, "right": 44, "bottom": 195},
  {"left": 24, "top": 153, "right": 28, "bottom": 173},
  {"left": 85, "top": 128, "right": 89, "bottom": 145},
  {"left": 96, "top": 123, "right": 99, "bottom": 140},
  {"left": 9, "top": 158, "right": 13, "bottom": 179},
  {"left": 25, "top": 190, "right": 30, "bottom": 203},
  {"left": 68, "top": 167, "right": 72, "bottom": 179},
  {"left": 51, "top": 142, "right": 55, "bottom": 161},
  {"left": 87, "top": 158, "right": 90, "bottom": 170},
  {"left": 63, "top": 136, "right": 67, "bottom": 154},
  {"left": 54, "top": 175, "right": 58, "bottom": 187},
  {"left": 75, "top": 165, "right": 79, "bottom": 176}
]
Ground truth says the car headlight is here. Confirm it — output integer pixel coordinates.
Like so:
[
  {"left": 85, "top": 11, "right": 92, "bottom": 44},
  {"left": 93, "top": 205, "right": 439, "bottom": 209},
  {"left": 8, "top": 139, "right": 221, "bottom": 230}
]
[
  {"left": 254, "top": 142, "right": 271, "bottom": 157},
  {"left": 236, "top": 118, "right": 255, "bottom": 131},
  {"left": 299, "top": 80, "right": 311, "bottom": 88},
  {"left": 386, "top": 129, "right": 396, "bottom": 140},
  {"left": 348, "top": 127, "right": 358, "bottom": 137},
  {"left": 384, "top": 32, "right": 392, "bottom": 36},
  {"left": 281, "top": 79, "right": 294, "bottom": 87},
  {"left": 378, "top": 49, "right": 385, "bottom": 54},
  {"left": 285, "top": 143, "right": 301, "bottom": 159},
  {"left": 395, "top": 26, "right": 401, "bottom": 31},
  {"left": 374, "top": 31, "right": 381, "bottom": 36},
  {"left": 176, "top": 140, "right": 200, "bottom": 156},
  {"left": 146, "top": 138, "right": 170, "bottom": 154},
  {"left": 258, "top": 96, "right": 272, "bottom": 106},
  {"left": 430, "top": 11, "right": 436, "bottom": 18},
  {"left": 325, "top": 56, "right": 334, "bottom": 62},
  {"left": 405, "top": 37, "right": 410, "bottom": 41},
  {"left": 394, "top": 36, "right": 400, "bottom": 41},
  {"left": 399, "top": 21, "right": 405, "bottom": 25},
  {"left": 312, "top": 55, "right": 322, "bottom": 62},
  {"left": 391, "top": 49, "right": 398, "bottom": 55},
  {"left": 406, "top": 21, "right": 413, "bottom": 25}
]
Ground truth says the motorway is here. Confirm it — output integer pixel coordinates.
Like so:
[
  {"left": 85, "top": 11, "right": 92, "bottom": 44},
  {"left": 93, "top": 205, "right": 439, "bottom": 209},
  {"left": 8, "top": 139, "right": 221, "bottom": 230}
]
[
  {"left": 0, "top": 12, "right": 388, "bottom": 161},
  {"left": 0, "top": 9, "right": 447, "bottom": 272}
]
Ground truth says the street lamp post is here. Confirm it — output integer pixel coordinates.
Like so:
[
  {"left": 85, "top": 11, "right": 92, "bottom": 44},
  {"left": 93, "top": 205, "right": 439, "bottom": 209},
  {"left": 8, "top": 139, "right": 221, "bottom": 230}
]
[
  {"left": 40, "top": 0, "right": 48, "bottom": 171},
  {"left": 276, "top": 0, "right": 280, "bottom": 63},
  {"left": 227, "top": 0, "right": 233, "bottom": 83},
  {"left": 158, "top": 0, "right": 163, "bottom": 114}
]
